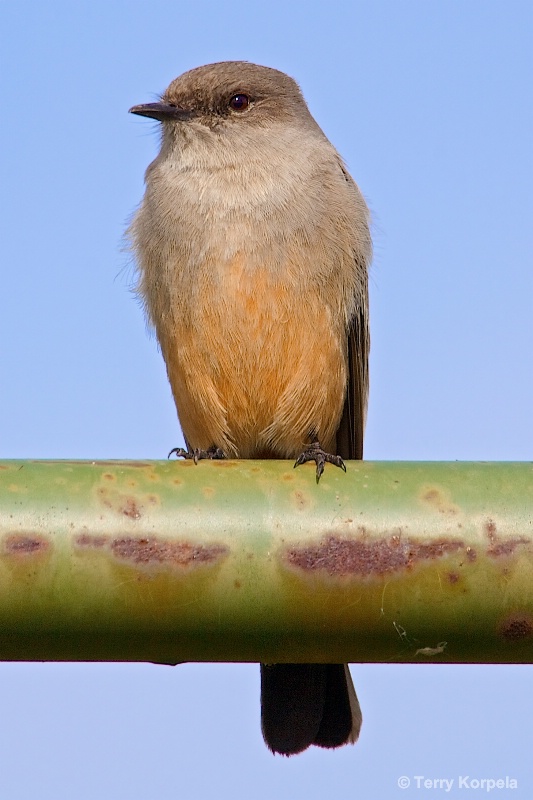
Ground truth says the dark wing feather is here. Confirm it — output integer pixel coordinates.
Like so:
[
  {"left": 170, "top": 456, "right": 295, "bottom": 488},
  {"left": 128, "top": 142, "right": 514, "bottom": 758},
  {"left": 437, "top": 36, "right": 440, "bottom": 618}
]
[
  {"left": 336, "top": 301, "right": 369, "bottom": 460},
  {"left": 335, "top": 162, "right": 370, "bottom": 461}
]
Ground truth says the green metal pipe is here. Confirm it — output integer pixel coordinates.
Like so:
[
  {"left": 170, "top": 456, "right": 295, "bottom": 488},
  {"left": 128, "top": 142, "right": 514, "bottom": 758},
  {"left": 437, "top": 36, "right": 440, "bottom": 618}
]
[{"left": 0, "top": 460, "right": 531, "bottom": 664}]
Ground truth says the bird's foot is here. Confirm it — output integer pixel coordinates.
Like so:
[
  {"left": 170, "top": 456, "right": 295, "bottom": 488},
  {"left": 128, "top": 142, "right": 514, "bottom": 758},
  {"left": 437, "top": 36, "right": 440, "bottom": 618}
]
[
  {"left": 168, "top": 445, "right": 226, "bottom": 464},
  {"left": 294, "top": 439, "right": 346, "bottom": 483}
]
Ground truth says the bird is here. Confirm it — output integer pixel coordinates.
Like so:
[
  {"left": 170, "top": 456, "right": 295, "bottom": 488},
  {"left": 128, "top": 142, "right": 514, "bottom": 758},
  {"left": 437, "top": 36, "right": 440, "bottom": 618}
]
[{"left": 128, "top": 60, "right": 371, "bottom": 755}]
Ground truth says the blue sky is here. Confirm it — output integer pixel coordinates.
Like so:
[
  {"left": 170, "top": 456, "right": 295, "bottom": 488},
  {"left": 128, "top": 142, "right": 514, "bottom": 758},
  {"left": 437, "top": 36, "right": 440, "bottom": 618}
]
[{"left": 1, "top": 1, "right": 532, "bottom": 798}]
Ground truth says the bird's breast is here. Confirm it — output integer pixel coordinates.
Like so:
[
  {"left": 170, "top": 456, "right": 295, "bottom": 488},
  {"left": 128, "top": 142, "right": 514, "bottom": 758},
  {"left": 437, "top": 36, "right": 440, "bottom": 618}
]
[{"left": 155, "top": 247, "right": 347, "bottom": 458}]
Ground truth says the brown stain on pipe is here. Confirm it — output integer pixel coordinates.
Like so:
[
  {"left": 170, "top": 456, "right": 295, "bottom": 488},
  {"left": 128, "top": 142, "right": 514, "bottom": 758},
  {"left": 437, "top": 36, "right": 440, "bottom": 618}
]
[
  {"left": 3, "top": 534, "right": 50, "bottom": 556},
  {"left": 498, "top": 613, "right": 533, "bottom": 642},
  {"left": 485, "top": 519, "right": 530, "bottom": 557},
  {"left": 75, "top": 533, "right": 109, "bottom": 548},
  {"left": 285, "top": 532, "right": 465, "bottom": 577},
  {"left": 97, "top": 487, "right": 143, "bottom": 520},
  {"left": 96, "top": 486, "right": 159, "bottom": 521},
  {"left": 420, "top": 486, "right": 460, "bottom": 515},
  {"left": 75, "top": 532, "right": 228, "bottom": 569},
  {"left": 111, "top": 537, "right": 228, "bottom": 567}
]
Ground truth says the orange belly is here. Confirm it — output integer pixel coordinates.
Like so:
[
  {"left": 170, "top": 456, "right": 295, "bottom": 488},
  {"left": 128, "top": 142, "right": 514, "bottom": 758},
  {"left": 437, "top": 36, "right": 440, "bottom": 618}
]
[{"left": 157, "top": 260, "right": 348, "bottom": 458}]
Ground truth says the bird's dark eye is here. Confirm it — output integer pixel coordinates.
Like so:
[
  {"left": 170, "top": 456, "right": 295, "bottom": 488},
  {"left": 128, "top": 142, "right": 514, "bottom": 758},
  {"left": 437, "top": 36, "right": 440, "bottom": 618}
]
[{"left": 229, "top": 94, "right": 250, "bottom": 111}]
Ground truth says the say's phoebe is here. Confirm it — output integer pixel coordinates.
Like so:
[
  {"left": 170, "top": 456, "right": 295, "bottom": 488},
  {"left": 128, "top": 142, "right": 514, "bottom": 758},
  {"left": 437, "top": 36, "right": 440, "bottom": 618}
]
[{"left": 128, "top": 61, "right": 371, "bottom": 756}]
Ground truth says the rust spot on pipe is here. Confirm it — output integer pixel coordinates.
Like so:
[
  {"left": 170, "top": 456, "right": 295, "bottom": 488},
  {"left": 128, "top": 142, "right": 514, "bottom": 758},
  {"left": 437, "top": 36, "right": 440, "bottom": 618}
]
[
  {"left": 121, "top": 498, "right": 142, "bottom": 519},
  {"left": 421, "top": 487, "right": 459, "bottom": 515},
  {"left": 415, "top": 540, "right": 464, "bottom": 560},
  {"left": 485, "top": 519, "right": 530, "bottom": 556},
  {"left": 292, "top": 490, "right": 310, "bottom": 511},
  {"left": 488, "top": 538, "right": 530, "bottom": 557},
  {"left": 4, "top": 534, "right": 49, "bottom": 556},
  {"left": 75, "top": 533, "right": 109, "bottom": 548},
  {"left": 96, "top": 488, "right": 142, "bottom": 520},
  {"left": 111, "top": 537, "right": 228, "bottom": 567},
  {"left": 285, "top": 533, "right": 465, "bottom": 577},
  {"left": 499, "top": 613, "right": 533, "bottom": 642},
  {"left": 75, "top": 533, "right": 227, "bottom": 570}
]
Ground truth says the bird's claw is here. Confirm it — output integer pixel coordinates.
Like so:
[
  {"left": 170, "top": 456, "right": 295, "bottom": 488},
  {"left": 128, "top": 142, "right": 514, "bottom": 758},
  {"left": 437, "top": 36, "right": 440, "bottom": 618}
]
[
  {"left": 293, "top": 440, "right": 346, "bottom": 483},
  {"left": 168, "top": 445, "right": 226, "bottom": 464}
]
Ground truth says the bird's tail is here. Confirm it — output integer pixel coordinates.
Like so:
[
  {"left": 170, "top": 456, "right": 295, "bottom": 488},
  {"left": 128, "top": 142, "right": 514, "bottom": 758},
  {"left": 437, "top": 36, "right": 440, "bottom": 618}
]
[{"left": 260, "top": 663, "right": 362, "bottom": 756}]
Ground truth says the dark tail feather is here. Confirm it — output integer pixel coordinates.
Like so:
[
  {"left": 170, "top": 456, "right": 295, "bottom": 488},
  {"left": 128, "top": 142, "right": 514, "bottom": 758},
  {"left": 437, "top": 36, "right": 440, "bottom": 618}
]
[
  {"left": 260, "top": 663, "right": 362, "bottom": 756},
  {"left": 314, "top": 664, "right": 362, "bottom": 748}
]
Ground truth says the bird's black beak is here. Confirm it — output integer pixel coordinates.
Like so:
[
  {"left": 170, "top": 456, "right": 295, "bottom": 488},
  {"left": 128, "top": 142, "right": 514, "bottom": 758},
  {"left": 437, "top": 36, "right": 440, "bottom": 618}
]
[{"left": 129, "top": 102, "right": 194, "bottom": 121}]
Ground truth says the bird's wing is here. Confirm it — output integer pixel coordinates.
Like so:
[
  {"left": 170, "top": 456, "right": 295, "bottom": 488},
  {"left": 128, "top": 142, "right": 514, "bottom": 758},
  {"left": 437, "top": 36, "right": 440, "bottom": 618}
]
[
  {"left": 335, "top": 161, "right": 370, "bottom": 461},
  {"left": 336, "top": 300, "right": 369, "bottom": 460}
]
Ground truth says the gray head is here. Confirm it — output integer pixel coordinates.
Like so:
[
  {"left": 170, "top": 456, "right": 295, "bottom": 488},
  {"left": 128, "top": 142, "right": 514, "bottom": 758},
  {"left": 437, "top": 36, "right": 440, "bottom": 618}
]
[{"left": 129, "top": 61, "right": 317, "bottom": 132}]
